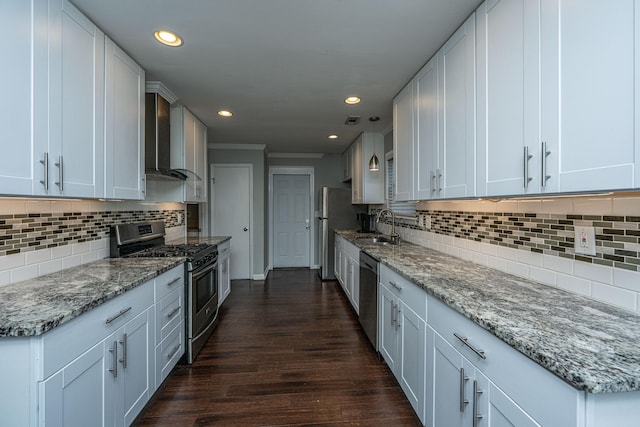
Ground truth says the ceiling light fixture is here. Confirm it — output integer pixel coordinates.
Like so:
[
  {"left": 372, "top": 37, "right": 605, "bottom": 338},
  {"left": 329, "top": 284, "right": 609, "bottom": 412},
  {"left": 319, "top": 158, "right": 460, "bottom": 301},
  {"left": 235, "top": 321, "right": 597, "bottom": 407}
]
[
  {"left": 217, "top": 110, "right": 233, "bottom": 117},
  {"left": 344, "top": 96, "right": 361, "bottom": 105},
  {"left": 328, "top": 134, "right": 338, "bottom": 139},
  {"left": 154, "top": 30, "right": 183, "bottom": 47},
  {"left": 368, "top": 116, "right": 380, "bottom": 171}
]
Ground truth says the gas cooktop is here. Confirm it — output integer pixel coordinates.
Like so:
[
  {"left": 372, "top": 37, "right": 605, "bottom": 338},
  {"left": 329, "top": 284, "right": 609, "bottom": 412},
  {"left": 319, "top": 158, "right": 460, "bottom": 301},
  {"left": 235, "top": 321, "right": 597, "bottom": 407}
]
[{"left": 126, "top": 243, "right": 214, "bottom": 258}]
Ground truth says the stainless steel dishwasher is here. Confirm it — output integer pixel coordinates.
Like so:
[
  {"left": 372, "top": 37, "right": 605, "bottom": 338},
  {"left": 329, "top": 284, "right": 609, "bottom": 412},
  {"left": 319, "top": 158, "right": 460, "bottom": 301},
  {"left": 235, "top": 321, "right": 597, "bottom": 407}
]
[{"left": 359, "top": 251, "right": 378, "bottom": 350}]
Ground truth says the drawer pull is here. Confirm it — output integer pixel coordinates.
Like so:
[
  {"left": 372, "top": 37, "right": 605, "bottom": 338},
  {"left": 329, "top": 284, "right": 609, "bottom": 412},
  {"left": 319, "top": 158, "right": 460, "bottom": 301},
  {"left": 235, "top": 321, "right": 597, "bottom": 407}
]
[
  {"left": 167, "top": 276, "right": 182, "bottom": 287},
  {"left": 167, "top": 344, "right": 181, "bottom": 360},
  {"left": 454, "top": 332, "right": 486, "bottom": 360},
  {"left": 167, "top": 306, "right": 180, "bottom": 319},
  {"left": 389, "top": 280, "right": 402, "bottom": 291},
  {"left": 105, "top": 307, "right": 132, "bottom": 324},
  {"left": 119, "top": 333, "right": 128, "bottom": 369}
]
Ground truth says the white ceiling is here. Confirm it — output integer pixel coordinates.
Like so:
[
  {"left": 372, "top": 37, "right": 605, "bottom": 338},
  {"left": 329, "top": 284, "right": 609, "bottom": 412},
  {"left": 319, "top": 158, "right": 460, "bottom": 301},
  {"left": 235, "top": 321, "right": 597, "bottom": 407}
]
[{"left": 72, "top": 0, "right": 482, "bottom": 154}]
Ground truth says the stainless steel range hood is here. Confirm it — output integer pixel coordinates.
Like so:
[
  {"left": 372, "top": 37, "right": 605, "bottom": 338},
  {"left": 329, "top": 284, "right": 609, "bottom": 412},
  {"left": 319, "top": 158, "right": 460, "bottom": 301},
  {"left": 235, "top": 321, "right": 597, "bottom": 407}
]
[{"left": 145, "top": 92, "right": 188, "bottom": 181}]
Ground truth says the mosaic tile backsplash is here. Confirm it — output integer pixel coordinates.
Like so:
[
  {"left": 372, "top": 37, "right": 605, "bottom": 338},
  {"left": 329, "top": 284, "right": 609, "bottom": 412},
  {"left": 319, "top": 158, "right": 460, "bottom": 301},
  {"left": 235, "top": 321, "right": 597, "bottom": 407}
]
[
  {"left": 376, "top": 210, "right": 640, "bottom": 273},
  {"left": 0, "top": 210, "right": 184, "bottom": 257}
]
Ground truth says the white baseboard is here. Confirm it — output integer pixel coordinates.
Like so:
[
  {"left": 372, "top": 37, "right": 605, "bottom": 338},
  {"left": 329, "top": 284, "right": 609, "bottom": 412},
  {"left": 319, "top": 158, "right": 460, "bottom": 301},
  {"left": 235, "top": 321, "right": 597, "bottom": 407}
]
[{"left": 252, "top": 265, "right": 270, "bottom": 280}]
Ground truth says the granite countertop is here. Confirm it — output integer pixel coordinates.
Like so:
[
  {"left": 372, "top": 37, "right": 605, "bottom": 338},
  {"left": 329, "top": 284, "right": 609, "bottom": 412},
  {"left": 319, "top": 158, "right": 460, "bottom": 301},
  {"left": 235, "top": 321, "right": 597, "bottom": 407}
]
[
  {"left": 166, "top": 235, "right": 231, "bottom": 246},
  {"left": 0, "top": 257, "right": 185, "bottom": 338},
  {"left": 337, "top": 230, "right": 640, "bottom": 394}
]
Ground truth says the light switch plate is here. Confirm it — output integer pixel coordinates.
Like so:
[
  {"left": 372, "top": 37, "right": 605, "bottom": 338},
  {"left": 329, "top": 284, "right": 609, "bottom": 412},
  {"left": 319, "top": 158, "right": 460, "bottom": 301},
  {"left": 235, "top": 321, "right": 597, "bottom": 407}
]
[{"left": 574, "top": 226, "right": 596, "bottom": 256}]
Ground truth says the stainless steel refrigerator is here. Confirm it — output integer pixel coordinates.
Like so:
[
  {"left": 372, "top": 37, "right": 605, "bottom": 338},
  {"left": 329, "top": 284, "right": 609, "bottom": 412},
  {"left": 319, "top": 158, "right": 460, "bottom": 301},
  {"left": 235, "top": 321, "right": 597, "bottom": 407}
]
[{"left": 317, "top": 187, "right": 364, "bottom": 280}]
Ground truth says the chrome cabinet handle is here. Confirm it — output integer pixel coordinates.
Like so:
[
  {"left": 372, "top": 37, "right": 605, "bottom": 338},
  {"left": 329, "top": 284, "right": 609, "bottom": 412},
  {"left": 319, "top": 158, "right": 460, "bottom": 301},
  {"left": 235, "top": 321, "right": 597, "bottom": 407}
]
[
  {"left": 54, "top": 156, "right": 63, "bottom": 192},
  {"left": 389, "top": 280, "right": 402, "bottom": 291},
  {"left": 454, "top": 332, "right": 487, "bottom": 360},
  {"left": 39, "top": 152, "right": 49, "bottom": 190},
  {"left": 431, "top": 171, "right": 436, "bottom": 194},
  {"left": 167, "top": 344, "right": 181, "bottom": 360},
  {"left": 108, "top": 340, "right": 118, "bottom": 378},
  {"left": 243, "top": 227, "right": 248, "bottom": 232},
  {"left": 119, "top": 333, "right": 128, "bottom": 369},
  {"left": 167, "top": 306, "right": 180, "bottom": 319},
  {"left": 541, "top": 141, "right": 551, "bottom": 187},
  {"left": 460, "top": 367, "right": 469, "bottom": 412},
  {"left": 395, "top": 305, "right": 401, "bottom": 330},
  {"left": 167, "top": 276, "right": 182, "bottom": 287},
  {"left": 437, "top": 169, "right": 443, "bottom": 193},
  {"left": 105, "top": 307, "right": 132, "bottom": 324},
  {"left": 473, "top": 380, "right": 484, "bottom": 427},
  {"left": 523, "top": 146, "right": 533, "bottom": 188},
  {"left": 391, "top": 301, "right": 396, "bottom": 325}
]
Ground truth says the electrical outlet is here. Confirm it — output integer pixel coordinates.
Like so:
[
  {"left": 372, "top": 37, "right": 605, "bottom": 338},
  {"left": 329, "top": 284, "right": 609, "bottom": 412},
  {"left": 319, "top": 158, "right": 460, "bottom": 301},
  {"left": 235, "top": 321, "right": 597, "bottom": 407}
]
[{"left": 574, "top": 226, "right": 596, "bottom": 256}]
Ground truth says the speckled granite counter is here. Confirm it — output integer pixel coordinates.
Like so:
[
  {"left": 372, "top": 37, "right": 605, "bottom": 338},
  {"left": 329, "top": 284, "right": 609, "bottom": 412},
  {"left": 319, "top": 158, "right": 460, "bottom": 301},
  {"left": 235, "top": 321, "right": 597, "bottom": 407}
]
[
  {"left": 337, "top": 230, "right": 640, "bottom": 394},
  {"left": 166, "top": 235, "right": 231, "bottom": 246},
  {"left": 0, "top": 257, "right": 185, "bottom": 338}
]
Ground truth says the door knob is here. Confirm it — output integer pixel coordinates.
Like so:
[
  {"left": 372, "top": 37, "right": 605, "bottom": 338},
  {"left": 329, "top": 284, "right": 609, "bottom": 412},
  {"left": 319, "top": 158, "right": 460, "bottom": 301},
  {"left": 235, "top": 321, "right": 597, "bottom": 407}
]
[{"left": 243, "top": 227, "right": 248, "bottom": 231}]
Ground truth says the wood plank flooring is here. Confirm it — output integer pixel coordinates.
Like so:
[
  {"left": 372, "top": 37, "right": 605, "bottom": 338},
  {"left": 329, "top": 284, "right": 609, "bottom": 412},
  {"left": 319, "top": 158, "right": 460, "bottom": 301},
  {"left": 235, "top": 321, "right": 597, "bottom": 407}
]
[{"left": 133, "top": 269, "right": 422, "bottom": 426}]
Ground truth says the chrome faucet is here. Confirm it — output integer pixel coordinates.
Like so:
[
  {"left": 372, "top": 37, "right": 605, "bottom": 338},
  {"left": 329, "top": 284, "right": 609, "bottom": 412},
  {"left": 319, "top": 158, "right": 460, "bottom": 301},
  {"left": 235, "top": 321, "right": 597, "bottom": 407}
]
[{"left": 375, "top": 208, "right": 399, "bottom": 245}]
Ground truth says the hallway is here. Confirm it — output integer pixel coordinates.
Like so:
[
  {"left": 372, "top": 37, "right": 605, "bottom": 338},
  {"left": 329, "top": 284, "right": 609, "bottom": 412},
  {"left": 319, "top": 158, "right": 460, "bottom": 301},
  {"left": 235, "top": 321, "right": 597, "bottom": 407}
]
[{"left": 133, "top": 269, "right": 421, "bottom": 426}]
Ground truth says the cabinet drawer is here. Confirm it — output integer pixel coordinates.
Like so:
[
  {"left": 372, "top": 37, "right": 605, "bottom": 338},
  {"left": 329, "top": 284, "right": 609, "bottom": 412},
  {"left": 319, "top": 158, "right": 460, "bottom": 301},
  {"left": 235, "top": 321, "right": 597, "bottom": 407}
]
[
  {"left": 41, "top": 279, "right": 154, "bottom": 379},
  {"left": 428, "top": 296, "right": 579, "bottom": 427},
  {"left": 155, "top": 264, "right": 185, "bottom": 302},
  {"left": 156, "top": 320, "right": 184, "bottom": 386},
  {"left": 217, "top": 240, "right": 230, "bottom": 257},
  {"left": 156, "top": 288, "right": 183, "bottom": 342},
  {"left": 380, "top": 265, "right": 426, "bottom": 319}
]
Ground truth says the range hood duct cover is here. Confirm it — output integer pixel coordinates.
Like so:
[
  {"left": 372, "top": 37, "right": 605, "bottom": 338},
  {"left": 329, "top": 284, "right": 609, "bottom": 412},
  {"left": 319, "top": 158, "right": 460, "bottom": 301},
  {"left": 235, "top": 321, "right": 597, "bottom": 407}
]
[{"left": 145, "top": 92, "right": 188, "bottom": 181}]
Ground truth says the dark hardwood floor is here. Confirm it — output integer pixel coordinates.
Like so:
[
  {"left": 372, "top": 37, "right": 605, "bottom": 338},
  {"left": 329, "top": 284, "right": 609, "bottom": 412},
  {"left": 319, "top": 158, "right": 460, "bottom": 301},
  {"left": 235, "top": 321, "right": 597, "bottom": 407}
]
[{"left": 134, "top": 269, "right": 422, "bottom": 426}]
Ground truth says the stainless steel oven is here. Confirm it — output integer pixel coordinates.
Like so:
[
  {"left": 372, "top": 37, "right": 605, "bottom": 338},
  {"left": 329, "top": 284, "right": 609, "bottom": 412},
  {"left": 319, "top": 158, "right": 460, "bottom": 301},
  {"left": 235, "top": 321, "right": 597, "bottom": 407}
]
[
  {"left": 187, "top": 251, "right": 219, "bottom": 363},
  {"left": 110, "top": 221, "right": 220, "bottom": 364}
]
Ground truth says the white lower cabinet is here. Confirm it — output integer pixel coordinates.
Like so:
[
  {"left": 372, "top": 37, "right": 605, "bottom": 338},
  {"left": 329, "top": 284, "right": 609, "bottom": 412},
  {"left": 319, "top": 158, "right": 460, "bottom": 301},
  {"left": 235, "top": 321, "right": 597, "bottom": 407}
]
[
  {"left": 1, "top": 264, "right": 185, "bottom": 426},
  {"left": 334, "top": 236, "right": 360, "bottom": 313},
  {"left": 218, "top": 240, "right": 231, "bottom": 306},
  {"left": 379, "top": 265, "right": 427, "bottom": 424}
]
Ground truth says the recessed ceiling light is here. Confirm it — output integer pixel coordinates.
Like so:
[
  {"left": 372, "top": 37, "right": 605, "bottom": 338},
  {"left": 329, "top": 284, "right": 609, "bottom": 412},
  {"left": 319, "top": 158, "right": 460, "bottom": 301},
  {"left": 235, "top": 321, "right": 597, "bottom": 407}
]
[
  {"left": 328, "top": 134, "right": 338, "bottom": 139},
  {"left": 217, "top": 110, "right": 233, "bottom": 117},
  {"left": 154, "top": 30, "right": 183, "bottom": 47},
  {"left": 344, "top": 96, "right": 361, "bottom": 105}
]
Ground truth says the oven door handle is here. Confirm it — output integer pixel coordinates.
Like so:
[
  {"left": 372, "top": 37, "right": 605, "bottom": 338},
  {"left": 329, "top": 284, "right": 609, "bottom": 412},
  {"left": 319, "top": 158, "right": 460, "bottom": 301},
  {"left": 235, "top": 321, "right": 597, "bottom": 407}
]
[{"left": 192, "top": 261, "right": 218, "bottom": 280}]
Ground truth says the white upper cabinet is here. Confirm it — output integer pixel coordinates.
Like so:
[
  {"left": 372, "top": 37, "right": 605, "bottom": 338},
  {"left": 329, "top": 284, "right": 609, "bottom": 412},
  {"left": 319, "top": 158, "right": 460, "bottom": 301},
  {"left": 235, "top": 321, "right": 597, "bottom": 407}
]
[
  {"left": 414, "top": 57, "right": 439, "bottom": 200},
  {"left": 0, "top": 1, "right": 38, "bottom": 196},
  {"left": 37, "top": 0, "right": 105, "bottom": 198},
  {"left": 543, "top": 0, "right": 640, "bottom": 192},
  {"left": 171, "top": 106, "right": 208, "bottom": 203},
  {"left": 351, "top": 132, "right": 385, "bottom": 204},
  {"left": 393, "top": 83, "right": 415, "bottom": 201},
  {"left": 438, "top": 14, "right": 476, "bottom": 199},
  {"left": 478, "top": 0, "right": 640, "bottom": 197},
  {"left": 104, "top": 37, "right": 145, "bottom": 200},
  {"left": 476, "top": 0, "right": 542, "bottom": 197}
]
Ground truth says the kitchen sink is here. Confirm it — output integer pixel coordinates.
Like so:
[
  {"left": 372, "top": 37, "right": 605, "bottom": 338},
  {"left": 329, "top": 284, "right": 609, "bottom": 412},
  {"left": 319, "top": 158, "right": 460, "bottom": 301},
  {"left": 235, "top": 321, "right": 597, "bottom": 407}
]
[{"left": 355, "top": 235, "right": 393, "bottom": 245}]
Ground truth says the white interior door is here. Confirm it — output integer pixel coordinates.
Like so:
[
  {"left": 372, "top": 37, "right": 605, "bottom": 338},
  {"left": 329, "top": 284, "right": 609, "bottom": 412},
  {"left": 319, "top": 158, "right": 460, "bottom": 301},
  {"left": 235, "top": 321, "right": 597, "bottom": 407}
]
[
  {"left": 211, "top": 164, "right": 251, "bottom": 280},
  {"left": 273, "top": 174, "right": 310, "bottom": 268}
]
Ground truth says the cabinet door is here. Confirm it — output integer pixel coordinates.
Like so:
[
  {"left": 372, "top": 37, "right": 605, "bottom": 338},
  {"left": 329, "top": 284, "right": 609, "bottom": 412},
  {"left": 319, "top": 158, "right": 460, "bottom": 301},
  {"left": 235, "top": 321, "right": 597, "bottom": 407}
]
[
  {"left": 350, "top": 254, "right": 360, "bottom": 314},
  {"left": 543, "top": 0, "right": 640, "bottom": 192},
  {"left": 430, "top": 331, "right": 466, "bottom": 427},
  {"left": 334, "top": 241, "right": 342, "bottom": 284},
  {"left": 414, "top": 56, "right": 439, "bottom": 200},
  {"left": 194, "top": 120, "right": 207, "bottom": 201},
  {"left": 398, "top": 302, "right": 426, "bottom": 423},
  {"left": 476, "top": 0, "right": 541, "bottom": 197},
  {"left": 0, "top": 1, "right": 38, "bottom": 195},
  {"left": 393, "top": 82, "right": 415, "bottom": 201},
  {"left": 487, "top": 381, "right": 540, "bottom": 427},
  {"left": 378, "top": 284, "right": 398, "bottom": 371},
  {"left": 351, "top": 138, "right": 363, "bottom": 203},
  {"left": 42, "top": 0, "right": 105, "bottom": 198},
  {"left": 220, "top": 254, "right": 231, "bottom": 304},
  {"left": 105, "top": 37, "right": 145, "bottom": 200},
  {"left": 121, "top": 309, "right": 153, "bottom": 426},
  {"left": 439, "top": 14, "right": 476, "bottom": 199},
  {"left": 40, "top": 343, "right": 109, "bottom": 427}
]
